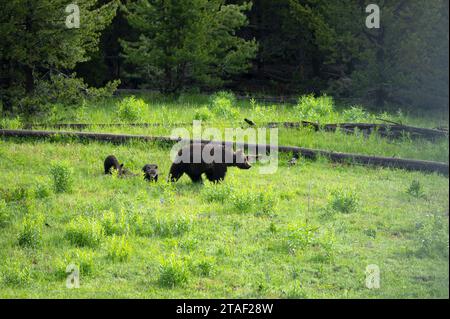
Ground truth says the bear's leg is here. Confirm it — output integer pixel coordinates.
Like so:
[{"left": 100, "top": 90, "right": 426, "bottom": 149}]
[
  {"left": 205, "top": 169, "right": 226, "bottom": 183},
  {"left": 168, "top": 164, "right": 184, "bottom": 182},
  {"left": 188, "top": 173, "right": 203, "bottom": 184}
]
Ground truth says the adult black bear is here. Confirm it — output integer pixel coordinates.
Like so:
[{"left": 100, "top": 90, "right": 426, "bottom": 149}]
[
  {"left": 142, "top": 164, "right": 159, "bottom": 182},
  {"left": 104, "top": 155, "right": 123, "bottom": 175},
  {"left": 168, "top": 143, "right": 251, "bottom": 183}
]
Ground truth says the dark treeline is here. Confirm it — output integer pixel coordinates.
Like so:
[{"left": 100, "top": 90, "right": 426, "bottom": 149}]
[{"left": 1, "top": 0, "right": 449, "bottom": 115}]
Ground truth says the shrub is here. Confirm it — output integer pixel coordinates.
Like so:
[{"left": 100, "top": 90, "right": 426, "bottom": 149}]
[
  {"left": 284, "top": 222, "right": 335, "bottom": 260},
  {"left": 18, "top": 213, "right": 44, "bottom": 248},
  {"left": 127, "top": 210, "right": 149, "bottom": 236},
  {"left": 65, "top": 216, "right": 104, "bottom": 248},
  {"left": 342, "top": 105, "right": 368, "bottom": 122},
  {"left": 329, "top": 188, "right": 359, "bottom": 214},
  {"left": 255, "top": 191, "right": 278, "bottom": 216},
  {"left": 227, "top": 187, "right": 278, "bottom": 216},
  {"left": 34, "top": 182, "right": 52, "bottom": 199},
  {"left": 53, "top": 249, "right": 95, "bottom": 280},
  {"left": 295, "top": 94, "right": 334, "bottom": 120},
  {"left": 416, "top": 213, "right": 449, "bottom": 258},
  {"left": 284, "top": 282, "right": 308, "bottom": 299},
  {"left": 407, "top": 180, "right": 425, "bottom": 199},
  {"left": 71, "top": 249, "right": 95, "bottom": 276},
  {"left": 190, "top": 257, "right": 216, "bottom": 277},
  {"left": 317, "top": 229, "right": 336, "bottom": 262},
  {"left": 1, "top": 261, "right": 31, "bottom": 286},
  {"left": 202, "top": 182, "right": 234, "bottom": 203},
  {"left": 50, "top": 161, "right": 74, "bottom": 194},
  {"left": 0, "top": 186, "right": 30, "bottom": 202},
  {"left": 0, "top": 117, "right": 22, "bottom": 129},
  {"left": 101, "top": 209, "right": 129, "bottom": 236},
  {"left": 152, "top": 216, "right": 192, "bottom": 237},
  {"left": 285, "top": 223, "right": 318, "bottom": 252},
  {"left": 117, "top": 96, "right": 148, "bottom": 122},
  {"left": 210, "top": 91, "right": 239, "bottom": 119},
  {"left": 0, "top": 199, "right": 10, "bottom": 228},
  {"left": 229, "top": 190, "right": 256, "bottom": 213},
  {"left": 194, "top": 106, "right": 214, "bottom": 121},
  {"left": 106, "top": 235, "right": 132, "bottom": 262},
  {"left": 158, "top": 255, "right": 189, "bottom": 288},
  {"left": 209, "top": 91, "right": 237, "bottom": 105}
]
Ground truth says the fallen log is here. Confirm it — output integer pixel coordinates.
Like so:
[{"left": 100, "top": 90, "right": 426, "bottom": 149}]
[
  {"left": 25, "top": 122, "right": 168, "bottom": 129},
  {"left": 27, "top": 121, "right": 449, "bottom": 140},
  {"left": 266, "top": 121, "right": 448, "bottom": 140},
  {"left": 1, "top": 129, "right": 448, "bottom": 176}
]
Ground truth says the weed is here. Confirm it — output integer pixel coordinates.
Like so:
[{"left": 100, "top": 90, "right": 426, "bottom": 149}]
[
  {"left": 0, "top": 117, "right": 22, "bottom": 129},
  {"left": 0, "top": 186, "right": 30, "bottom": 202},
  {"left": 329, "top": 188, "right": 359, "bottom": 214},
  {"left": 1, "top": 261, "right": 31, "bottom": 286},
  {"left": 342, "top": 105, "right": 369, "bottom": 122},
  {"left": 152, "top": 215, "right": 192, "bottom": 237},
  {"left": 285, "top": 222, "right": 318, "bottom": 252},
  {"left": 283, "top": 282, "right": 308, "bottom": 299},
  {"left": 50, "top": 161, "right": 74, "bottom": 194},
  {"left": 18, "top": 213, "right": 44, "bottom": 248},
  {"left": 194, "top": 106, "right": 214, "bottom": 121},
  {"left": 407, "top": 180, "right": 426, "bottom": 199},
  {"left": 295, "top": 94, "right": 334, "bottom": 121},
  {"left": 416, "top": 213, "right": 449, "bottom": 258},
  {"left": 190, "top": 256, "right": 216, "bottom": 277},
  {"left": 158, "top": 255, "right": 189, "bottom": 288},
  {"left": 0, "top": 199, "right": 10, "bottom": 228},
  {"left": 116, "top": 96, "right": 148, "bottom": 122},
  {"left": 65, "top": 216, "right": 104, "bottom": 248},
  {"left": 34, "top": 181, "right": 52, "bottom": 199},
  {"left": 228, "top": 187, "right": 278, "bottom": 216},
  {"left": 54, "top": 249, "right": 95, "bottom": 279},
  {"left": 106, "top": 235, "right": 132, "bottom": 262},
  {"left": 210, "top": 91, "right": 239, "bottom": 119},
  {"left": 101, "top": 209, "right": 129, "bottom": 236},
  {"left": 202, "top": 182, "right": 233, "bottom": 203}
]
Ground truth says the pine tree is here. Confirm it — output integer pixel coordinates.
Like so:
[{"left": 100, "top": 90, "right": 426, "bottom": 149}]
[
  {"left": 289, "top": 0, "right": 449, "bottom": 110},
  {"left": 0, "top": 0, "right": 119, "bottom": 113},
  {"left": 120, "top": 0, "right": 257, "bottom": 93}
]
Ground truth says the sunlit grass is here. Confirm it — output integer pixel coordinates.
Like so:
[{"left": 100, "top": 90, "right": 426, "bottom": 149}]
[{"left": 0, "top": 139, "right": 448, "bottom": 298}]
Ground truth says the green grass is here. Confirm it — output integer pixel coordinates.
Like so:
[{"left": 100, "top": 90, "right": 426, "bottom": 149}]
[
  {"left": 26, "top": 93, "right": 448, "bottom": 163},
  {"left": 0, "top": 93, "right": 448, "bottom": 298},
  {"left": 0, "top": 138, "right": 448, "bottom": 298}
]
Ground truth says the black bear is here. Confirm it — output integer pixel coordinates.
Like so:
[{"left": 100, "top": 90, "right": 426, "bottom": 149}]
[
  {"left": 168, "top": 143, "right": 251, "bottom": 183},
  {"left": 142, "top": 164, "right": 159, "bottom": 182},
  {"left": 104, "top": 155, "right": 123, "bottom": 175},
  {"left": 104, "top": 155, "right": 135, "bottom": 177}
]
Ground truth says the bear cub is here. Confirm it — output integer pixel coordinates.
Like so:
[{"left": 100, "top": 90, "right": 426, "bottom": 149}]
[
  {"left": 104, "top": 155, "right": 124, "bottom": 175},
  {"left": 142, "top": 164, "right": 159, "bottom": 182},
  {"left": 104, "top": 155, "right": 135, "bottom": 177},
  {"left": 168, "top": 143, "right": 251, "bottom": 183}
]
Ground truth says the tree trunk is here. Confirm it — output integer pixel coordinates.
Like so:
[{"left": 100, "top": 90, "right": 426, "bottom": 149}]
[
  {"left": 24, "top": 64, "right": 34, "bottom": 94},
  {"left": 375, "top": 26, "right": 385, "bottom": 107}
]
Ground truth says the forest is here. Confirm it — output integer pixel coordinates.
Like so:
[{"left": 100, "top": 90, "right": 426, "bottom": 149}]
[{"left": 1, "top": 0, "right": 449, "bottom": 115}]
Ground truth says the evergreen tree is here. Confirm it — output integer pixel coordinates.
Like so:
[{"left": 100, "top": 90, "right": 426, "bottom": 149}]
[
  {"left": 120, "top": 0, "right": 257, "bottom": 93},
  {"left": 0, "top": 0, "right": 119, "bottom": 113},
  {"left": 351, "top": 0, "right": 449, "bottom": 109},
  {"left": 289, "top": 0, "right": 449, "bottom": 109}
]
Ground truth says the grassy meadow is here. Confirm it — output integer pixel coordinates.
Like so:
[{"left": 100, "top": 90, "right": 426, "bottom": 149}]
[{"left": 0, "top": 93, "right": 448, "bottom": 298}]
